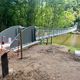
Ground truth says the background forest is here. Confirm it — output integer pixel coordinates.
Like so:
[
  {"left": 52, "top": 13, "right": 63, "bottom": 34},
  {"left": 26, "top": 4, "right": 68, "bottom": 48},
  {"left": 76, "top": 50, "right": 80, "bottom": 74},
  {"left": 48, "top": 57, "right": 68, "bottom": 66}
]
[{"left": 0, "top": 0, "right": 80, "bottom": 31}]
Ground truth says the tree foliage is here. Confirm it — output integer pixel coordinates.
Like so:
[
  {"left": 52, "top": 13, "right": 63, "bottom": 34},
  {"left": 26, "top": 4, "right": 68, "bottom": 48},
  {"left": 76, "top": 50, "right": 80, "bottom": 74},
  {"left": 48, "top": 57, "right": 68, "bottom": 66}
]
[{"left": 0, "top": 0, "right": 80, "bottom": 31}]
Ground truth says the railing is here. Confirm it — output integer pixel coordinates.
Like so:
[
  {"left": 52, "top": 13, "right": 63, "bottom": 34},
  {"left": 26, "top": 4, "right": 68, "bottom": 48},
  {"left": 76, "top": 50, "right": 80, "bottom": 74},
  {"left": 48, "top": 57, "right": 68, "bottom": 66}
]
[
  {"left": 10, "top": 26, "right": 36, "bottom": 49},
  {"left": 0, "top": 23, "right": 78, "bottom": 50},
  {"left": 0, "top": 26, "right": 21, "bottom": 44},
  {"left": 36, "top": 23, "right": 78, "bottom": 40}
]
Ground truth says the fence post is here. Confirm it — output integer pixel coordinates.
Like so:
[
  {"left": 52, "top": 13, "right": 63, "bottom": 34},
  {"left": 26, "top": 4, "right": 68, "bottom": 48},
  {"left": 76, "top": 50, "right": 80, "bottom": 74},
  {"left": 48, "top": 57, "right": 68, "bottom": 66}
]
[
  {"left": 51, "top": 37, "right": 53, "bottom": 44},
  {"left": 1, "top": 52, "right": 9, "bottom": 78},
  {"left": 31, "top": 27, "right": 36, "bottom": 42},
  {"left": 19, "top": 28, "right": 23, "bottom": 59},
  {"left": 46, "top": 38, "right": 48, "bottom": 45}
]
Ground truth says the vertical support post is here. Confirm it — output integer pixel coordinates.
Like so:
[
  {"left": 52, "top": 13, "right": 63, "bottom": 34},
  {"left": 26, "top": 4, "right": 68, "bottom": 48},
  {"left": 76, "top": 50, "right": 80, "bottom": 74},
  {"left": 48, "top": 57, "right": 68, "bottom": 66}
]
[
  {"left": 1, "top": 52, "right": 9, "bottom": 78},
  {"left": 31, "top": 27, "right": 36, "bottom": 42},
  {"left": 20, "top": 28, "right": 23, "bottom": 59},
  {"left": 17, "top": 38, "right": 20, "bottom": 57},
  {"left": 33, "top": 28, "right": 36, "bottom": 41},
  {"left": 46, "top": 38, "right": 48, "bottom": 45},
  {"left": 17, "top": 29, "right": 20, "bottom": 56},
  {"left": 51, "top": 37, "right": 53, "bottom": 44},
  {"left": 31, "top": 29, "right": 33, "bottom": 42}
]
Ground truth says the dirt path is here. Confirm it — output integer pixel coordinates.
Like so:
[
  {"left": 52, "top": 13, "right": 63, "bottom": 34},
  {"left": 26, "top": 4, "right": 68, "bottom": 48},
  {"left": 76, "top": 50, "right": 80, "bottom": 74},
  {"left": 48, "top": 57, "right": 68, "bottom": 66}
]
[{"left": 0, "top": 45, "right": 80, "bottom": 80}]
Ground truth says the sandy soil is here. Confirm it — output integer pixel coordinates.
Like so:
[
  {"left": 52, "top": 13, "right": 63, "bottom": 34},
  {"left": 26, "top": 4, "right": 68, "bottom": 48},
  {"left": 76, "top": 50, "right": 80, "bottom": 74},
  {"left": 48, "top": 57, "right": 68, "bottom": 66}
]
[{"left": 0, "top": 45, "right": 80, "bottom": 80}]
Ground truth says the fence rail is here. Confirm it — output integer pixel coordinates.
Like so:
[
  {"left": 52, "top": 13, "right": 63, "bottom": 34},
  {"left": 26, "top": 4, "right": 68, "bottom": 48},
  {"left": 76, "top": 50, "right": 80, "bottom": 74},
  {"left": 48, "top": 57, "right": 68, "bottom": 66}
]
[
  {"left": 36, "top": 23, "right": 77, "bottom": 40},
  {"left": 0, "top": 23, "right": 78, "bottom": 50}
]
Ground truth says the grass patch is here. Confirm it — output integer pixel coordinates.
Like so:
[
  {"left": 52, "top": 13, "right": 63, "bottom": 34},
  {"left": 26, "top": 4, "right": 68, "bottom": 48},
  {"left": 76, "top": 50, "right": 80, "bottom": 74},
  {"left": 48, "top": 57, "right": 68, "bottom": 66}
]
[
  {"left": 40, "top": 33, "right": 80, "bottom": 53},
  {"left": 52, "top": 43, "right": 80, "bottom": 53}
]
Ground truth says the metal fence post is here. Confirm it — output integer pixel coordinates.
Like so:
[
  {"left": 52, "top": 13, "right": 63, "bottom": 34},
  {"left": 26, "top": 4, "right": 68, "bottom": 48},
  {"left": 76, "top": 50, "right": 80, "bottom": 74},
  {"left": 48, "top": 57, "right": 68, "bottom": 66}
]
[
  {"left": 51, "top": 37, "right": 53, "bottom": 44},
  {"left": 31, "top": 28, "right": 36, "bottom": 42},
  {"left": 19, "top": 28, "right": 23, "bottom": 59},
  {"left": 46, "top": 38, "right": 48, "bottom": 45}
]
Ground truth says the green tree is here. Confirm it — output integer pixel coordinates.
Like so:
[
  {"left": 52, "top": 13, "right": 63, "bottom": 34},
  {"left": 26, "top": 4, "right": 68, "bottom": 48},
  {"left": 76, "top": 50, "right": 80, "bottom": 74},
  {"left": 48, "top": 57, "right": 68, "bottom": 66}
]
[{"left": 0, "top": 0, "right": 79, "bottom": 31}]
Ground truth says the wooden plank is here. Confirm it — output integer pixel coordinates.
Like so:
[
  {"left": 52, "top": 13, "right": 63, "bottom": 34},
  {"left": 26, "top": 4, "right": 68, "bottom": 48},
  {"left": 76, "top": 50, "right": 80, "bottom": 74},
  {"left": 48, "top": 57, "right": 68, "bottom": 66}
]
[{"left": 1, "top": 52, "right": 9, "bottom": 78}]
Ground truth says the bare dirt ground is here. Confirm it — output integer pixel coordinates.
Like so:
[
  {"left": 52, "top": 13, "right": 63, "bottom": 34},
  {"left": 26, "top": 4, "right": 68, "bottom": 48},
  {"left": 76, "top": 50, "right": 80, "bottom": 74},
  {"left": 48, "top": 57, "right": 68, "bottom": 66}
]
[{"left": 0, "top": 45, "right": 80, "bottom": 80}]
